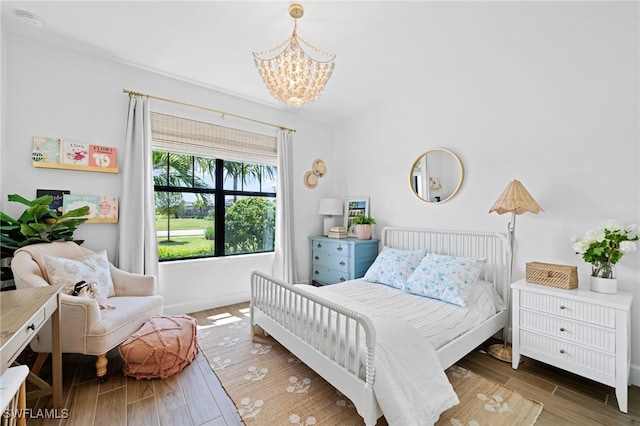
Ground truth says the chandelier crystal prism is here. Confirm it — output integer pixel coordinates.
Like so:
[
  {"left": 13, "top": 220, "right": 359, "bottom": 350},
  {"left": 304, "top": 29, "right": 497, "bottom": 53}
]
[{"left": 253, "top": 4, "right": 335, "bottom": 107}]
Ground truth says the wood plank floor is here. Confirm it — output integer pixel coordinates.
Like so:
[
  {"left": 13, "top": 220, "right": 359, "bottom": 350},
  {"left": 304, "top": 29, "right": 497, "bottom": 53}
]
[{"left": 21, "top": 302, "right": 639, "bottom": 425}]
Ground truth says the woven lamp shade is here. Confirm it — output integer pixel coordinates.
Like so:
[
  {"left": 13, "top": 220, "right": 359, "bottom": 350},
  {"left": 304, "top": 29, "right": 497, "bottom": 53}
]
[{"left": 489, "top": 180, "right": 543, "bottom": 215}]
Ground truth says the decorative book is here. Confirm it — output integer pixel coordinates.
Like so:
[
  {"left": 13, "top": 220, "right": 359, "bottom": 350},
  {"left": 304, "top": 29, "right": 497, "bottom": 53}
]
[
  {"left": 328, "top": 226, "right": 348, "bottom": 239},
  {"left": 61, "top": 141, "right": 90, "bottom": 165},
  {"left": 89, "top": 145, "right": 117, "bottom": 169},
  {"left": 63, "top": 194, "right": 118, "bottom": 221},
  {"left": 328, "top": 232, "right": 348, "bottom": 239},
  {"left": 96, "top": 195, "right": 118, "bottom": 220},
  {"left": 32, "top": 136, "right": 61, "bottom": 163},
  {"left": 37, "top": 189, "right": 70, "bottom": 216}
]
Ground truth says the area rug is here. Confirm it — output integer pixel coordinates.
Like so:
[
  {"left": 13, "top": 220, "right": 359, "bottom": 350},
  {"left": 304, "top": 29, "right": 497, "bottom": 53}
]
[{"left": 196, "top": 307, "right": 543, "bottom": 425}]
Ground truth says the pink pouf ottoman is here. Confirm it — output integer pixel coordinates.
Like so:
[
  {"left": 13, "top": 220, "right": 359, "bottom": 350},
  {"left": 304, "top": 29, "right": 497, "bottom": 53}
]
[{"left": 119, "top": 314, "right": 199, "bottom": 380}]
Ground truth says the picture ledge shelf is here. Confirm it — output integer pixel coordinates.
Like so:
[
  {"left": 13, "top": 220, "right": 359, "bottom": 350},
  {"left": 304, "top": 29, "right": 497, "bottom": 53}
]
[{"left": 33, "top": 162, "right": 119, "bottom": 174}]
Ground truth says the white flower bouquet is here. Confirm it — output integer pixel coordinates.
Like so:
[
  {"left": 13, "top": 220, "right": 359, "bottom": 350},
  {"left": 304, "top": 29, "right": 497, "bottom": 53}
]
[{"left": 572, "top": 219, "right": 638, "bottom": 278}]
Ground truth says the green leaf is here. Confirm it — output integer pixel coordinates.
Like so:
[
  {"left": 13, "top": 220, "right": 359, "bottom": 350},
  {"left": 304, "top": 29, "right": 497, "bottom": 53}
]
[
  {"left": 7, "top": 194, "right": 35, "bottom": 207},
  {"left": 59, "top": 206, "right": 90, "bottom": 219}
]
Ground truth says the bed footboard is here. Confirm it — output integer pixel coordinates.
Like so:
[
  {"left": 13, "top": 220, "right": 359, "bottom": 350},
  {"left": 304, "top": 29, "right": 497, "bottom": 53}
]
[{"left": 250, "top": 271, "right": 381, "bottom": 425}]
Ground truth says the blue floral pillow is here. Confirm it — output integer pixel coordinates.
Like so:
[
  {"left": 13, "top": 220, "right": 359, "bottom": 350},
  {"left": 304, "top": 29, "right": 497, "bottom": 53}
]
[
  {"left": 404, "top": 253, "right": 487, "bottom": 307},
  {"left": 363, "top": 247, "right": 428, "bottom": 289}
]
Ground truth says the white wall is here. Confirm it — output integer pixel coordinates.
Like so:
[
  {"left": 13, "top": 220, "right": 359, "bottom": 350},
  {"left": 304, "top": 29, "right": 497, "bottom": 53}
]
[
  {"left": 332, "top": 2, "right": 640, "bottom": 383},
  {"left": 1, "top": 34, "right": 336, "bottom": 313}
]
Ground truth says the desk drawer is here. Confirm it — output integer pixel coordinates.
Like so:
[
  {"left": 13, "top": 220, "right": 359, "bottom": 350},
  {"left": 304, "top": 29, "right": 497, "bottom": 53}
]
[{"left": 1, "top": 308, "right": 46, "bottom": 369}]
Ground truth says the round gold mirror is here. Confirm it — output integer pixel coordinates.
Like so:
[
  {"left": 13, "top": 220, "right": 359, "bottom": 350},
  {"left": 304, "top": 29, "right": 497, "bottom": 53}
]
[{"left": 409, "top": 148, "right": 464, "bottom": 203}]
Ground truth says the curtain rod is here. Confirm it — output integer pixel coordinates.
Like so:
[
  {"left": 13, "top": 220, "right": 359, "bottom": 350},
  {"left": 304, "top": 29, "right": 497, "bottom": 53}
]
[{"left": 122, "top": 89, "right": 296, "bottom": 133}]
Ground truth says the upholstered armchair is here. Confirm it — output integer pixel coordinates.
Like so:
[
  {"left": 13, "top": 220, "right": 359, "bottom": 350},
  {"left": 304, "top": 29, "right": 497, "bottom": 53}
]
[{"left": 11, "top": 242, "right": 163, "bottom": 381}]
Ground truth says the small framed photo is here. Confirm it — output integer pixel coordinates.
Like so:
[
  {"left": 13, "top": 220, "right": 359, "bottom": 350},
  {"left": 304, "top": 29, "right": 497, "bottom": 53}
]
[{"left": 343, "top": 196, "right": 370, "bottom": 237}]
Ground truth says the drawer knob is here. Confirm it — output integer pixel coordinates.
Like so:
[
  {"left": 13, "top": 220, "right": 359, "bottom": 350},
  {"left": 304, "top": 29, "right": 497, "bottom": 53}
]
[
  {"left": 314, "top": 270, "right": 319, "bottom": 275},
  {"left": 316, "top": 243, "right": 322, "bottom": 248},
  {"left": 337, "top": 246, "right": 343, "bottom": 252},
  {"left": 27, "top": 323, "right": 36, "bottom": 331},
  {"left": 339, "top": 277, "right": 346, "bottom": 282},
  {"left": 559, "top": 349, "right": 566, "bottom": 354},
  {"left": 560, "top": 327, "right": 566, "bottom": 332},
  {"left": 314, "top": 256, "right": 319, "bottom": 260},
  {"left": 339, "top": 261, "right": 345, "bottom": 266},
  {"left": 559, "top": 305, "right": 566, "bottom": 310}
]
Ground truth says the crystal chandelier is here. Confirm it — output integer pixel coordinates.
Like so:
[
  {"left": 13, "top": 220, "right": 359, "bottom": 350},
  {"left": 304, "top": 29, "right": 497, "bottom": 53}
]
[{"left": 253, "top": 4, "right": 335, "bottom": 107}]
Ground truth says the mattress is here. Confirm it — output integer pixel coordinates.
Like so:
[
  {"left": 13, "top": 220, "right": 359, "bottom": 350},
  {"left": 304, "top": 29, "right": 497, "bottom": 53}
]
[{"left": 297, "top": 278, "right": 505, "bottom": 350}]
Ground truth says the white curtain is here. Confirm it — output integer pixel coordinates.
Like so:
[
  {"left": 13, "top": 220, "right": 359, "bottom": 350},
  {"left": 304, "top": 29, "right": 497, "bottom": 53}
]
[
  {"left": 272, "top": 129, "right": 297, "bottom": 283},
  {"left": 117, "top": 95, "right": 159, "bottom": 277}
]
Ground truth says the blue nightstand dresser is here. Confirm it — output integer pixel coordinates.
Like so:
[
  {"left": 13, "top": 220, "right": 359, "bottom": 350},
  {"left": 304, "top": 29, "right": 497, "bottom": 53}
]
[{"left": 309, "top": 236, "right": 379, "bottom": 286}]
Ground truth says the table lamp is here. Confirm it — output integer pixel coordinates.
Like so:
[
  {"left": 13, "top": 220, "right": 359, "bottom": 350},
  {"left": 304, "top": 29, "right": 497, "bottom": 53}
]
[{"left": 318, "top": 198, "right": 343, "bottom": 236}]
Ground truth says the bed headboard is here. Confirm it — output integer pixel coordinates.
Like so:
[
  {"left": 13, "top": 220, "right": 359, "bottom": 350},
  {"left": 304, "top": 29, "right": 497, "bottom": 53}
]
[{"left": 380, "top": 227, "right": 511, "bottom": 302}]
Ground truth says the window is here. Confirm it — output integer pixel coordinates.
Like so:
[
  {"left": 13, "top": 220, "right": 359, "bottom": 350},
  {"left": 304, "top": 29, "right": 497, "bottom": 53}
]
[{"left": 151, "top": 113, "right": 277, "bottom": 261}]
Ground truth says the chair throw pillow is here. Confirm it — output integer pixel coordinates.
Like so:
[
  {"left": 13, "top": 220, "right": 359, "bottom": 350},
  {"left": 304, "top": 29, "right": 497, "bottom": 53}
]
[
  {"left": 363, "top": 247, "right": 428, "bottom": 289},
  {"left": 119, "top": 315, "right": 199, "bottom": 380},
  {"left": 404, "top": 253, "right": 487, "bottom": 307},
  {"left": 44, "top": 250, "right": 115, "bottom": 297}
]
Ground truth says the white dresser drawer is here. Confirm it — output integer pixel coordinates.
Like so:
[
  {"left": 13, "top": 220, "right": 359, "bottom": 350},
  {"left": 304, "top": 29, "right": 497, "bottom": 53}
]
[
  {"left": 520, "top": 310, "right": 615, "bottom": 353},
  {"left": 520, "top": 330, "right": 615, "bottom": 376},
  {"left": 519, "top": 291, "right": 615, "bottom": 328}
]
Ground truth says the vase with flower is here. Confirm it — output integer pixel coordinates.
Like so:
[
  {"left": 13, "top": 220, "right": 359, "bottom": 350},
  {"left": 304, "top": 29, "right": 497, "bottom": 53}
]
[{"left": 572, "top": 219, "right": 638, "bottom": 294}]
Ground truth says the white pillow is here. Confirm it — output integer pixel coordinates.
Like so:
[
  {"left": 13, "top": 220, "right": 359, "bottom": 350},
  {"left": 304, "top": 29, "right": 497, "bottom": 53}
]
[
  {"left": 403, "top": 253, "right": 486, "bottom": 307},
  {"left": 44, "top": 250, "right": 115, "bottom": 297},
  {"left": 363, "top": 247, "right": 428, "bottom": 289}
]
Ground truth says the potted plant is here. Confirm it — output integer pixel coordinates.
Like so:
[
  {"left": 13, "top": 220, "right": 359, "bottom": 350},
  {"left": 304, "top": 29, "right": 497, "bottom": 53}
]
[
  {"left": 351, "top": 214, "right": 376, "bottom": 240},
  {"left": 571, "top": 219, "right": 638, "bottom": 294},
  {"left": 1, "top": 193, "right": 89, "bottom": 285}
]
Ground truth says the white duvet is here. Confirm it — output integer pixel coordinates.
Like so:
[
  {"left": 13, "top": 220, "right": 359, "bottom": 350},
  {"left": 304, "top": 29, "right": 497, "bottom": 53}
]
[
  {"left": 295, "top": 279, "right": 504, "bottom": 425},
  {"left": 309, "top": 278, "right": 505, "bottom": 349},
  {"left": 369, "top": 313, "right": 459, "bottom": 425}
]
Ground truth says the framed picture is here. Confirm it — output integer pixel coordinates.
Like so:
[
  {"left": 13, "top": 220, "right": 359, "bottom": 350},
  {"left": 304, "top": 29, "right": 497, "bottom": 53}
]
[{"left": 343, "top": 196, "right": 370, "bottom": 237}]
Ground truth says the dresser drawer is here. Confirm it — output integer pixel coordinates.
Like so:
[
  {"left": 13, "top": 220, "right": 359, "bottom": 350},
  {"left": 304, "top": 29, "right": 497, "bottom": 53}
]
[
  {"left": 311, "top": 266, "right": 351, "bottom": 285},
  {"left": 520, "top": 330, "right": 615, "bottom": 376},
  {"left": 519, "top": 291, "right": 615, "bottom": 328},
  {"left": 520, "top": 310, "right": 615, "bottom": 353},
  {"left": 310, "top": 239, "right": 353, "bottom": 256},
  {"left": 312, "top": 249, "right": 350, "bottom": 273},
  {"left": 309, "top": 237, "right": 379, "bottom": 285}
]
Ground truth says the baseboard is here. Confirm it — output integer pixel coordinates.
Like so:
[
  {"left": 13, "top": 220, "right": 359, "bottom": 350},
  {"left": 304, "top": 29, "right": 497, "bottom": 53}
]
[{"left": 163, "top": 293, "right": 250, "bottom": 315}]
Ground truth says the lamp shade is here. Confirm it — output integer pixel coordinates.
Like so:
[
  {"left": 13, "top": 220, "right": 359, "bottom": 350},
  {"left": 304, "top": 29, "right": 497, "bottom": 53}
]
[
  {"left": 318, "top": 198, "right": 343, "bottom": 216},
  {"left": 489, "top": 180, "right": 543, "bottom": 216}
]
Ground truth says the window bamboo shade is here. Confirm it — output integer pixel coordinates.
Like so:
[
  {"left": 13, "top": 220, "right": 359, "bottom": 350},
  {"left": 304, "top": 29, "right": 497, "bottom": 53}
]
[{"left": 150, "top": 112, "right": 277, "bottom": 165}]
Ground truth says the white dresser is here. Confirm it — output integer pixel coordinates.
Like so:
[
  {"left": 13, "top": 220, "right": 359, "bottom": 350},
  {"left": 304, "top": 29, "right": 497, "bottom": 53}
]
[{"left": 511, "top": 279, "right": 633, "bottom": 413}]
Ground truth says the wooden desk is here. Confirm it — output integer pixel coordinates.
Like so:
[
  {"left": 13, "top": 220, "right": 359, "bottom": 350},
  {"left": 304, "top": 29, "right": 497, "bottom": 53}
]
[{"left": 1, "top": 285, "right": 63, "bottom": 407}]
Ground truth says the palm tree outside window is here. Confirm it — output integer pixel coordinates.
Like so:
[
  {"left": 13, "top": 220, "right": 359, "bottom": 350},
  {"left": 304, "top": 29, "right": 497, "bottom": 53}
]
[{"left": 153, "top": 151, "right": 277, "bottom": 261}]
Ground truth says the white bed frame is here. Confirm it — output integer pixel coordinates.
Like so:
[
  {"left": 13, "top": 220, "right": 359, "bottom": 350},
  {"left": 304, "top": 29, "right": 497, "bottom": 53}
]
[{"left": 250, "top": 227, "right": 510, "bottom": 426}]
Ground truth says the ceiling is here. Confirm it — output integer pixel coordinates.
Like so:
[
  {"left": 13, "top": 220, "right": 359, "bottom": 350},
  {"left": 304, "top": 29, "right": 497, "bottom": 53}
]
[{"left": 2, "top": 1, "right": 511, "bottom": 124}]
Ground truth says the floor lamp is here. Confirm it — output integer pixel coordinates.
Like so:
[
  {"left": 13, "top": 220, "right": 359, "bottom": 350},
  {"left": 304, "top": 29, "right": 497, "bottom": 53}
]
[{"left": 488, "top": 179, "right": 543, "bottom": 362}]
